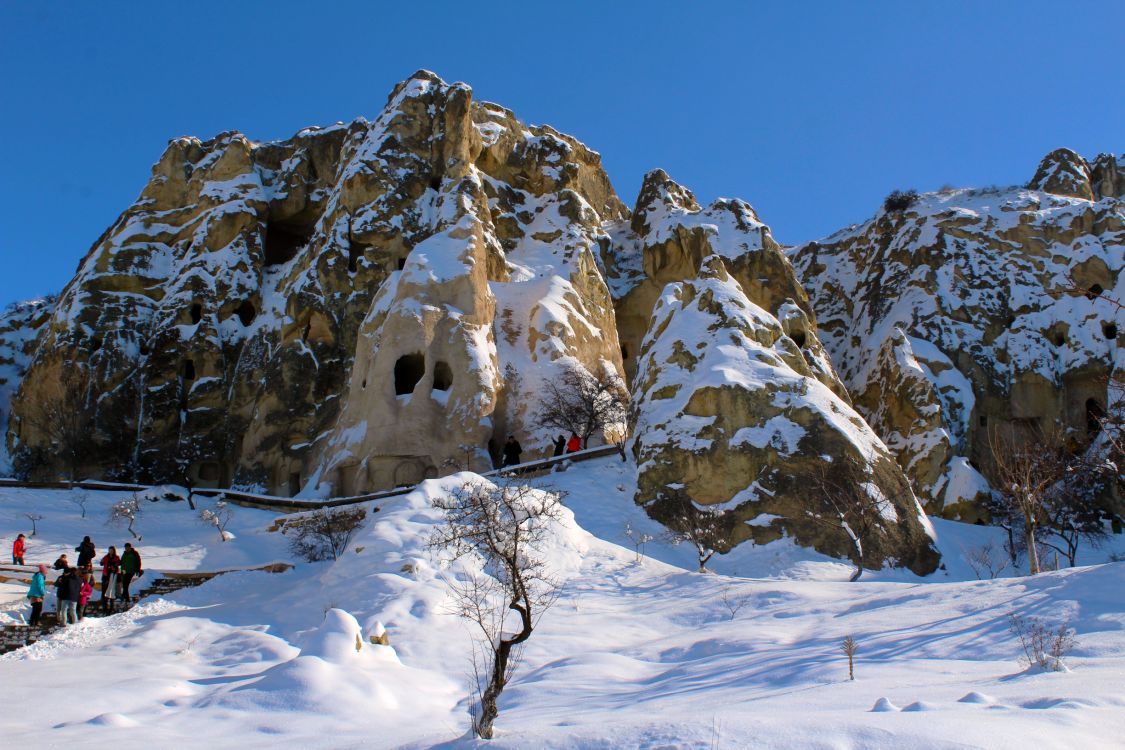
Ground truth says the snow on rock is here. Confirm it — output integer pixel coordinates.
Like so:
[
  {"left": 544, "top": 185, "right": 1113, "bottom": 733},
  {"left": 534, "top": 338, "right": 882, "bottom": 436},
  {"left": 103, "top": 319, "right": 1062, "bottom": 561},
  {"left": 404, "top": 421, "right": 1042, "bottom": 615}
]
[
  {"left": 791, "top": 150, "right": 1125, "bottom": 516},
  {"left": 0, "top": 297, "right": 53, "bottom": 474},
  {"left": 629, "top": 254, "right": 939, "bottom": 575}
]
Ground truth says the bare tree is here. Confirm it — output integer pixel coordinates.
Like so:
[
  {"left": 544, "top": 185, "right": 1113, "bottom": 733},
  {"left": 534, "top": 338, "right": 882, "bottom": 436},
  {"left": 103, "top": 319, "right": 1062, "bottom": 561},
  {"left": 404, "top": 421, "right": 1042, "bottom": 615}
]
[
  {"left": 284, "top": 507, "right": 367, "bottom": 562},
  {"left": 1038, "top": 451, "right": 1112, "bottom": 567},
  {"left": 988, "top": 427, "right": 1071, "bottom": 575},
  {"left": 109, "top": 495, "right": 142, "bottom": 540},
  {"left": 19, "top": 371, "right": 93, "bottom": 484},
  {"left": 622, "top": 521, "right": 654, "bottom": 563},
  {"left": 804, "top": 459, "right": 889, "bottom": 582},
  {"left": 963, "top": 541, "right": 1009, "bottom": 580},
  {"left": 199, "top": 500, "right": 235, "bottom": 542},
  {"left": 719, "top": 583, "right": 749, "bottom": 621},
  {"left": 24, "top": 512, "right": 43, "bottom": 537},
  {"left": 659, "top": 489, "right": 727, "bottom": 573},
  {"left": 536, "top": 363, "right": 628, "bottom": 449},
  {"left": 69, "top": 491, "right": 90, "bottom": 519},
  {"left": 429, "top": 481, "right": 563, "bottom": 739}
]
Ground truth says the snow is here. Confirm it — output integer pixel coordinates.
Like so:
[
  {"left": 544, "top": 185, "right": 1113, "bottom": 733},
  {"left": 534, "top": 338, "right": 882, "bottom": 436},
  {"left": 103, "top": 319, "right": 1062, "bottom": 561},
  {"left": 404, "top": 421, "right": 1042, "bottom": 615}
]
[{"left": 2, "top": 458, "right": 1124, "bottom": 747}]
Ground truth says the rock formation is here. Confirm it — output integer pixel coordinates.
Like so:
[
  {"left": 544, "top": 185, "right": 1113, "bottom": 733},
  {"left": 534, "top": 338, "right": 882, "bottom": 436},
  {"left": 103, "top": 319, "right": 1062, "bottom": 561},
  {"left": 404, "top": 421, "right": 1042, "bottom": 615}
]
[
  {"left": 629, "top": 255, "right": 939, "bottom": 574},
  {"left": 6, "top": 71, "right": 625, "bottom": 495},
  {"left": 0, "top": 298, "right": 54, "bottom": 474},
  {"left": 791, "top": 150, "right": 1125, "bottom": 517}
]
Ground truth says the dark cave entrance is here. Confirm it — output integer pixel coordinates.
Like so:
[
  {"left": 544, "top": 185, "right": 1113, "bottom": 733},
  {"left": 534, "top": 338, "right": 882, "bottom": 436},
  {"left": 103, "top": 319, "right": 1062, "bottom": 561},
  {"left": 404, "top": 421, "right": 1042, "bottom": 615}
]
[
  {"left": 432, "top": 360, "right": 453, "bottom": 391},
  {"left": 264, "top": 221, "right": 312, "bottom": 266},
  {"left": 1087, "top": 398, "right": 1105, "bottom": 437},
  {"left": 394, "top": 353, "right": 425, "bottom": 396}
]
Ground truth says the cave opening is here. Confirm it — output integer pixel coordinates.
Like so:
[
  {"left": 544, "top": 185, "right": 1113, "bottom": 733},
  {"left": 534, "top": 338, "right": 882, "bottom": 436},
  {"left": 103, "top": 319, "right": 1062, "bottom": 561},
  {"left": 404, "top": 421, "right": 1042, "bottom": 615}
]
[
  {"left": 182, "top": 359, "right": 196, "bottom": 381},
  {"left": 429, "top": 176, "right": 441, "bottom": 191},
  {"left": 235, "top": 300, "right": 256, "bottom": 326},
  {"left": 1087, "top": 284, "right": 1104, "bottom": 299},
  {"left": 433, "top": 360, "right": 453, "bottom": 391},
  {"left": 348, "top": 244, "right": 362, "bottom": 273},
  {"left": 1087, "top": 398, "right": 1105, "bottom": 437},
  {"left": 791, "top": 330, "right": 807, "bottom": 349},
  {"left": 288, "top": 471, "right": 301, "bottom": 497},
  {"left": 397, "top": 257, "right": 407, "bottom": 271},
  {"left": 1103, "top": 322, "right": 1118, "bottom": 341},
  {"left": 264, "top": 221, "right": 312, "bottom": 266},
  {"left": 394, "top": 353, "right": 425, "bottom": 396},
  {"left": 620, "top": 343, "right": 629, "bottom": 360},
  {"left": 189, "top": 303, "right": 203, "bottom": 325}
]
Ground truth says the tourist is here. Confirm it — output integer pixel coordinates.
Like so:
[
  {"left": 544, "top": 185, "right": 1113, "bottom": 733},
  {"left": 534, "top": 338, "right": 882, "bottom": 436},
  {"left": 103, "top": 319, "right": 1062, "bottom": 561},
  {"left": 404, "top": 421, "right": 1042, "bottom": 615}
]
[
  {"left": 552, "top": 435, "right": 566, "bottom": 457},
  {"left": 119, "top": 543, "right": 143, "bottom": 602},
  {"left": 75, "top": 536, "right": 96, "bottom": 570},
  {"left": 100, "top": 546, "right": 120, "bottom": 613},
  {"left": 53, "top": 553, "right": 69, "bottom": 571},
  {"left": 26, "top": 565, "right": 46, "bottom": 626},
  {"left": 12, "top": 533, "right": 26, "bottom": 565},
  {"left": 502, "top": 434, "right": 523, "bottom": 468},
  {"left": 55, "top": 567, "right": 80, "bottom": 627},
  {"left": 77, "top": 572, "right": 94, "bottom": 620},
  {"left": 566, "top": 433, "right": 581, "bottom": 453}
]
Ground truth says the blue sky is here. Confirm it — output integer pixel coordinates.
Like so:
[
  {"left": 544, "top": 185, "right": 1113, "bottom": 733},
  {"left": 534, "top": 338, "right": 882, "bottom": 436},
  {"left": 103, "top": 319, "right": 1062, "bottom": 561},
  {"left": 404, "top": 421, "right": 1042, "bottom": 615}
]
[{"left": 1, "top": 1, "right": 1122, "bottom": 306}]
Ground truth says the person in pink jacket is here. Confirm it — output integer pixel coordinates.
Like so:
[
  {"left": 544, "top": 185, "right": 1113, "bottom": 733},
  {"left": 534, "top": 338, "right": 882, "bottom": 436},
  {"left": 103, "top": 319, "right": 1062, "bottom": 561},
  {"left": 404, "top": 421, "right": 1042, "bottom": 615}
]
[{"left": 77, "top": 571, "right": 95, "bottom": 621}]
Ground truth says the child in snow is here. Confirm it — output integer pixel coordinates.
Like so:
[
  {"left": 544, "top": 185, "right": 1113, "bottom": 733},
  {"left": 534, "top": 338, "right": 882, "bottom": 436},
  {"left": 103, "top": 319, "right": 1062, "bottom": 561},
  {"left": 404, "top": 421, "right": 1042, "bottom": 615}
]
[
  {"left": 12, "top": 533, "right": 26, "bottom": 565},
  {"left": 26, "top": 564, "right": 47, "bottom": 626},
  {"left": 53, "top": 553, "right": 69, "bottom": 571},
  {"left": 77, "top": 572, "right": 94, "bottom": 620}
]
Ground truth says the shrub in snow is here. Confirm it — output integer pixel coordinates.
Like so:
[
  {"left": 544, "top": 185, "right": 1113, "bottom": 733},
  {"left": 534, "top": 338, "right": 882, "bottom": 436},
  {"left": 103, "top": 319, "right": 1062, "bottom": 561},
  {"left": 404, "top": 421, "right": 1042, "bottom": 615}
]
[
  {"left": 622, "top": 521, "right": 654, "bottom": 563},
  {"left": 842, "top": 636, "right": 858, "bottom": 681},
  {"left": 1008, "top": 613, "right": 1076, "bottom": 672},
  {"left": 882, "top": 189, "right": 919, "bottom": 213},
  {"left": 284, "top": 506, "right": 367, "bottom": 562},
  {"left": 800, "top": 459, "right": 892, "bottom": 582},
  {"left": 655, "top": 489, "right": 727, "bottom": 573},
  {"left": 199, "top": 500, "right": 235, "bottom": 542},
  {"left": 108, "top": 496, "right": 142, "bottom": 540},
  {"left": 428, "top": 481, "right": 564, "bottom": 740},
  {"left": 963, "top": 541, "right": 1009, "bottom": 580}
]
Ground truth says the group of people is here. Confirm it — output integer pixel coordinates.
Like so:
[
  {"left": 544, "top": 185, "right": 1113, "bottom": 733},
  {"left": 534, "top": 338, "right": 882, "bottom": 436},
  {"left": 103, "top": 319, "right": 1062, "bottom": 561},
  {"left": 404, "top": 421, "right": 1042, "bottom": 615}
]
[
  {"left": 501, "top": 433, "right": 583, "bottom": 468},
  {"left": 14, "top": 534, "right": 144, "bottom": 628}
]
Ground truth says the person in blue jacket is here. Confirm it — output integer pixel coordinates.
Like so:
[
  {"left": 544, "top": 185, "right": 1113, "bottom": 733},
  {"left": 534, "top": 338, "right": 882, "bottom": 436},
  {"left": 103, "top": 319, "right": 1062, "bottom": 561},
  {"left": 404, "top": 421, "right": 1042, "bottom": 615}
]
[{"left": 26, "top": 564, "right": 47, "bottom": 626}]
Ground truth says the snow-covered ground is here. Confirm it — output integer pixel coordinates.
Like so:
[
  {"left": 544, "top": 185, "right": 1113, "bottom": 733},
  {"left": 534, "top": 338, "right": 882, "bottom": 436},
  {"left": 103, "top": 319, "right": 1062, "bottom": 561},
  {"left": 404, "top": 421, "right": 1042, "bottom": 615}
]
[{"left": 2, "top": 457, "right": 1124, "bottom": 748}]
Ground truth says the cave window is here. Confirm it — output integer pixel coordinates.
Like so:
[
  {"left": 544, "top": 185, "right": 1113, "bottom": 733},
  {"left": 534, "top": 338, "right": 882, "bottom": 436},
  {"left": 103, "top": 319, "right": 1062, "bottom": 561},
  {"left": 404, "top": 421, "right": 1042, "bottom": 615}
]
[
  {"left": 1103, "top": 322, "right": 1118, "bottom": 341},
  {"left": 348, "top": 244, "right": 362, "bottom": 274},
  {"left": 978, "top": 414, "right": 987, "bottom": 427},
  {"left": 397, "top": 257, "right": 407, "bottom": 271},
  {"left": 429, "top": 176, "right": 441, "bottom": 191},
  {"left": 288, "top": 471, "right": 301, "bottom": 497},
  {"left": 235, "top": 300, "right": 256, "bottom": 326},
  {"left": 361, "top": 378, "right": 367, "bottom": 389},
  {"left": 264, "top": 221, "right": 312, "bottom": 266},
  {"left": 791, "top": 331, "right": 807, "bottom": 349},
  {"left": 189, "top": 303, "right": 203, "bottom": 325},
  {"left": 139, "top": 342, "right": 150, "bottom": 356},
  {"left": 1087, "top": 284, "right": 1104, "bottom": 299},
  {"left": 90, "top": 338, "right": 103, "bottom": 353},
  {"left": 433, "top": 360, "right": 453, "bottom": 391},
  {"left": 182, "top": 359, "right": 196, "bottom": 381},
  {"left": 620, "top": 343, "right": 629, "bottom": 360},
  {"left": 394, "top": 353, "right": 425, "bottom": 395},
  {"left": 1087, "top": 398, "right": 1105, "bottom": 437}
]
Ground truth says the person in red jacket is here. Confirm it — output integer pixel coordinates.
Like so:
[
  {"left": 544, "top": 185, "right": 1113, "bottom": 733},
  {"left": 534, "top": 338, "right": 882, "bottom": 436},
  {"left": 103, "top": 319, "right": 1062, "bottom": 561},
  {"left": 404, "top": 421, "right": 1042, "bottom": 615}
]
[
  {"left": 12, "top": 533, "right": 26, "bottom": 565},
  {"left": 77, "top": 572, "right": 95, "bottom": 620},
  {"left": 566, "top": 433, "right": 581, "bottom": 453}
]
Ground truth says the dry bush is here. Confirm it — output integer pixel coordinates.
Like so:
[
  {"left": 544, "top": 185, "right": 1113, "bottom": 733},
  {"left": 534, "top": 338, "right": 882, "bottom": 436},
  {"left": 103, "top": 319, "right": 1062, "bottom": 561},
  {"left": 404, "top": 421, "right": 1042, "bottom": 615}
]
[
  {"left": 283, "top": 506, "right": 367, "bottom": 562},
  {"left": 963, "top": 541, "right": 1009, "bottom": 580},
  {"left": 1008, "top": 613, "right": 1076, "bottom": 671},
  {"left": 842, "top": 636, "right": 858, "bottom": 681}
]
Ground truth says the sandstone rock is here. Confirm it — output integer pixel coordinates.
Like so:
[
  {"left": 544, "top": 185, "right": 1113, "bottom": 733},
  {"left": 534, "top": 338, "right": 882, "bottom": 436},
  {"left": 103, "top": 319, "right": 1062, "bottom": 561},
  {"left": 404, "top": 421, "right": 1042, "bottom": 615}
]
[
  {"left": 630, "top": 255, "right": 939, "bottom": 575},
  {"left": 791, "top": 152, "right": 1124, "bottom": 515},
  {"left": 606, "top": 169, "right": 848, "bottom": 400},
  {"left": 0, "top": 298, "right": 54, "bottom": 474}
]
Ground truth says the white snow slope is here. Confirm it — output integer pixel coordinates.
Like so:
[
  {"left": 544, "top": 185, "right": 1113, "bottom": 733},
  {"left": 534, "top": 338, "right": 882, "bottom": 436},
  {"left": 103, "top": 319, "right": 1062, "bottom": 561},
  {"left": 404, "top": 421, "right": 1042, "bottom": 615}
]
[{"left": 2, "top": 458, "right": 1125, "bottom": 749}]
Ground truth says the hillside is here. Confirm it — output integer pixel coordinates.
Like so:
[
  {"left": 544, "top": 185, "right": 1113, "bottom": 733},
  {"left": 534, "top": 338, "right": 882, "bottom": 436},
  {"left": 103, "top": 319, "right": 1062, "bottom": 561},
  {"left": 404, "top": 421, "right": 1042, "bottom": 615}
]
[{"left": 2, "top": 467, "right": 1124, "bottom": 748}]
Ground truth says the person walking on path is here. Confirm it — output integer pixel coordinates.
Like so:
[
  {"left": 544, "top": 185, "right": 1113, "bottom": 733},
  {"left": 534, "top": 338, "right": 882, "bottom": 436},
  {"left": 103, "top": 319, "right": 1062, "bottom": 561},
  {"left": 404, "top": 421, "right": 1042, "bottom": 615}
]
[
  {"left": 502, "top": 435, "right": 523, "bottom": 468},
  {"left": 26, "top": 564, "right": 47, "bottom": 626},
  {"left": 119, "top": 543, "right": 143, "bottom": 602},
  {"left": 12, "top": 533, "right": 26, "bottom": 565},
  {"left": 55, "top": 567, "right": 80, "bottom": 627},
  {"left": 100, "top": 546, "right": 120, "bottom": 613},
  {"left": 552, "top": 435, "right": 566, "bottom": 457},
  {"left": 566, "top": 433, "right": 581, "bottom": 453},
  {"left": 75, "top": 536, "right": 96, "bottom": 570},
  {"left": 53, "top": 553, "right": 69, "bottom": 571},
  {"left": 77, "top": 572, "right": 94, "bottom": 620}
]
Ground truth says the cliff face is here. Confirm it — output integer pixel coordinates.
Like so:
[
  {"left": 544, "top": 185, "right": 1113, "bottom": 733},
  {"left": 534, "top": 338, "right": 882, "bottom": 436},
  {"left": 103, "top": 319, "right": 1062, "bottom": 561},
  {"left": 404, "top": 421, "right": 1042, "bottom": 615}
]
[
  {"left": 790, "top": 149, "right": 1125, "bottom": 517},
  {"left": 7, "top": 71, "right": 626, "bottom": 495}
]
